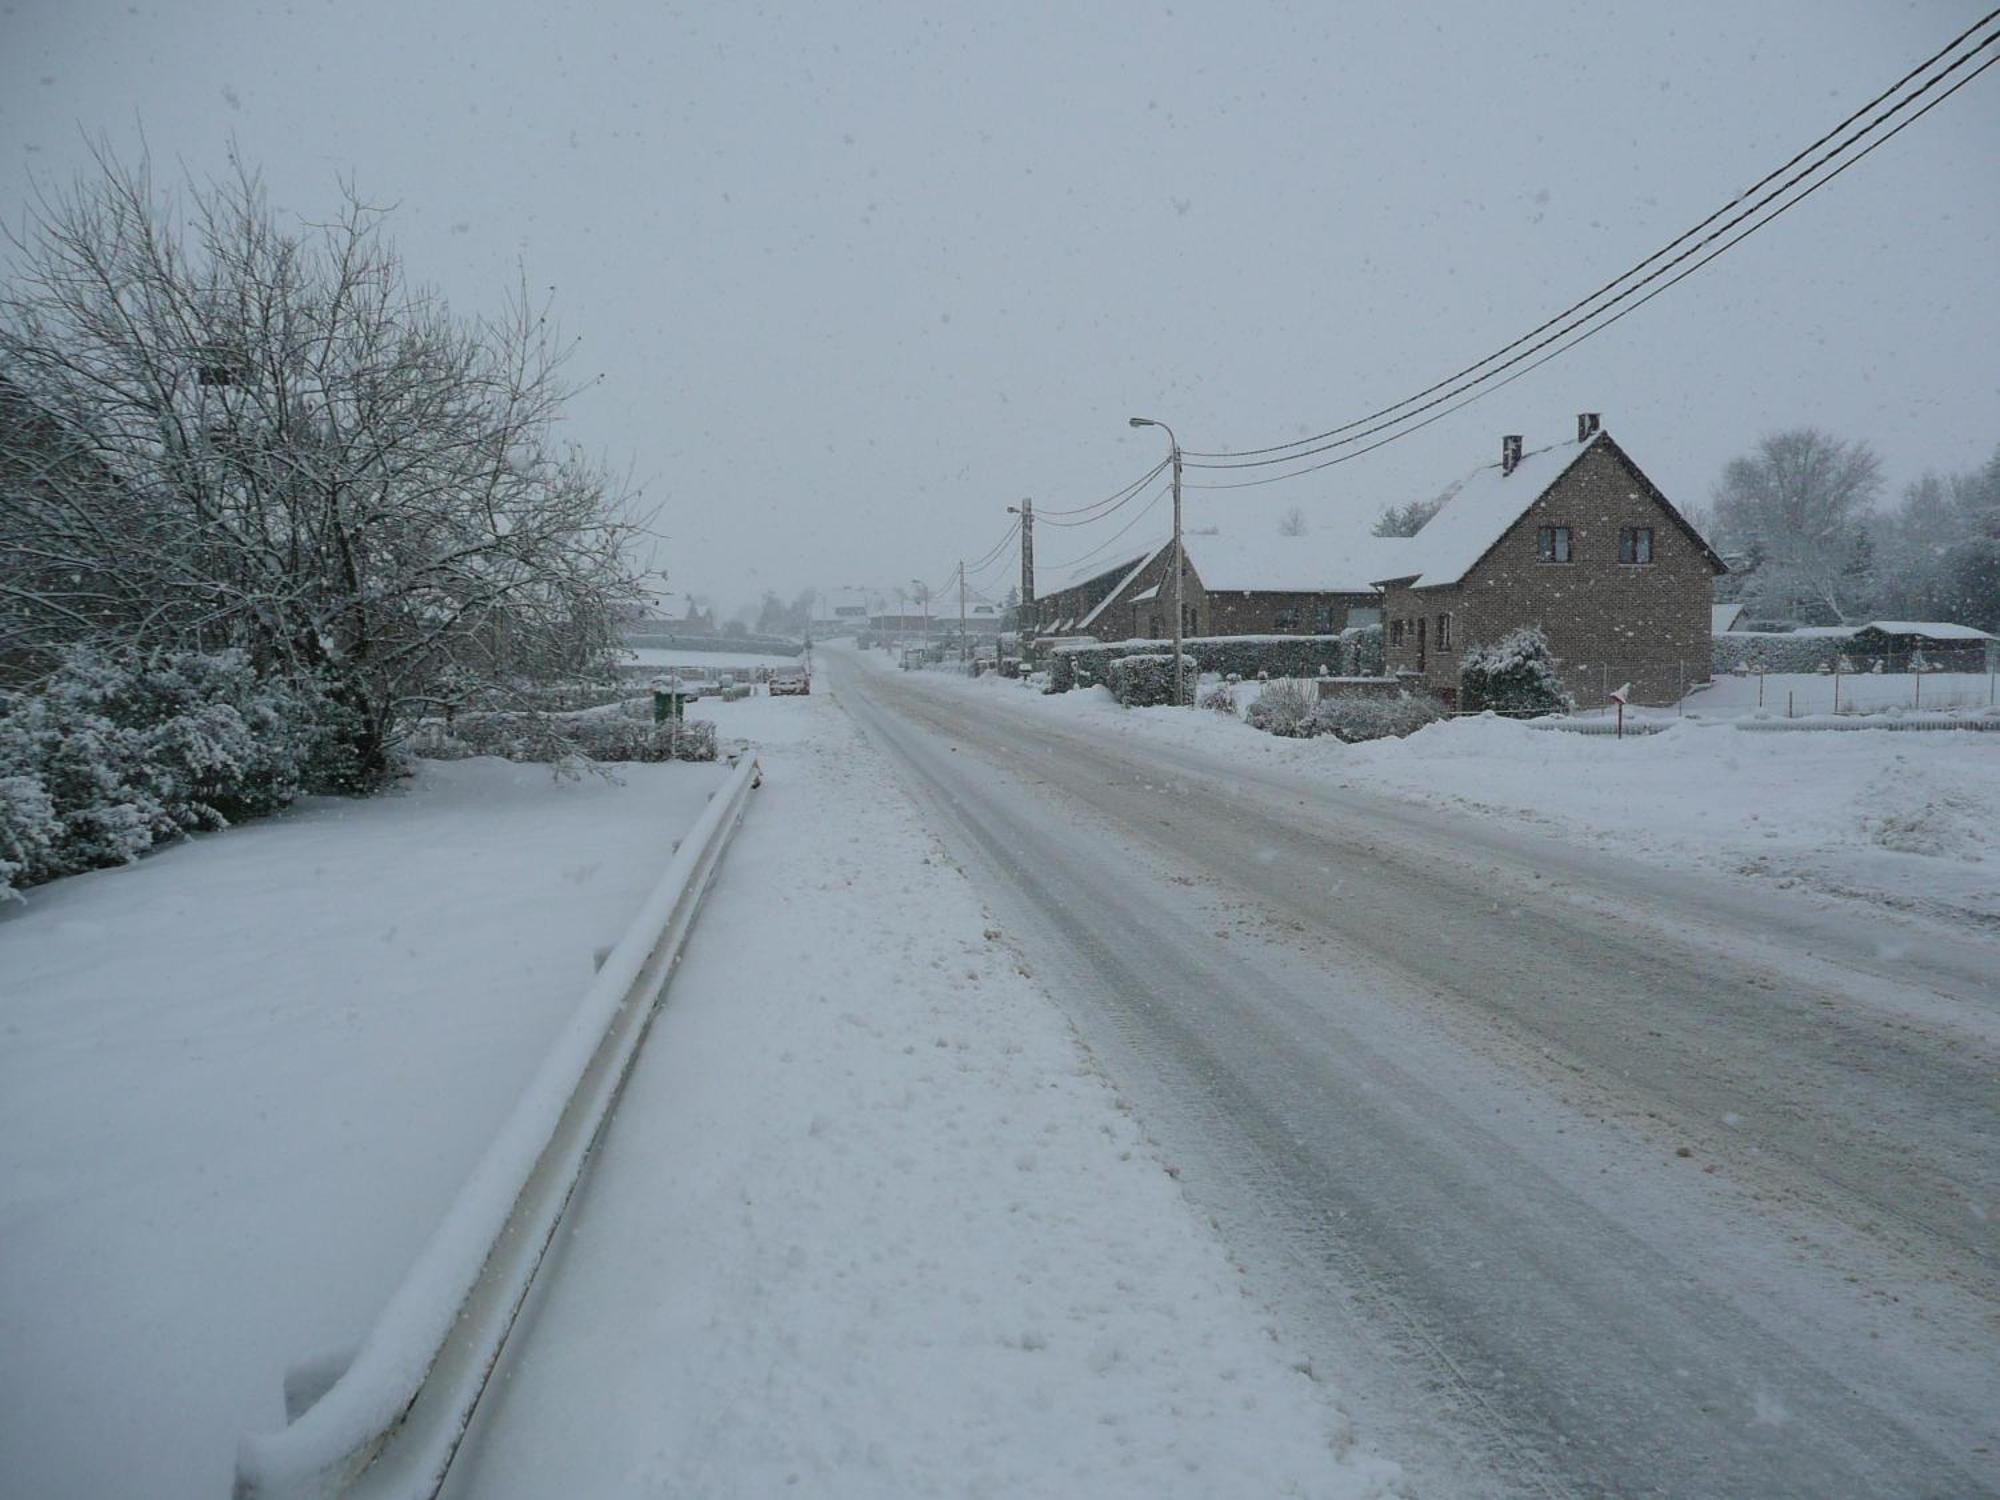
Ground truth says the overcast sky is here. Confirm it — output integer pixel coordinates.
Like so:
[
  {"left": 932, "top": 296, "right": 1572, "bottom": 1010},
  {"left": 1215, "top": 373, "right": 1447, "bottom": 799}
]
[{"left": 4, "top": 0, "right": 1995, "bottom": 617}]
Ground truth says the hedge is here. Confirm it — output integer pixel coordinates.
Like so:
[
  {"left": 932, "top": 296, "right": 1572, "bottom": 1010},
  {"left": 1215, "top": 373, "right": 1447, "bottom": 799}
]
[
  {"left": 408, "top": 712, "right": 719, "bottom": 764},
  {"left": 1045, "top": 626, "right": 1384, "bottom": 692},
  {"left": 1712, "top": 632, "right": 1849, "bottom": 675},
  {"left": 1106, "top": 653, "right": 1201, "bottom": 707}
]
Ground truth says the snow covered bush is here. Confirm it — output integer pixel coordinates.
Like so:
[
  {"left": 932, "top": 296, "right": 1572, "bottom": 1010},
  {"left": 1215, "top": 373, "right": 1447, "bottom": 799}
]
[
  {"left": 0, "top": 646, "right": 340, "bottom": 894},
  {"left": 1306, "top": 693, "right": 1447, "bottom": 743},
  {"left": 1458, "top": 628, "right": 1573, "bottom": 717},
  {"left": 1200, "top": 681, "right": 1238, "bottom": 714},
  {"left": 0, "top": 773, "right": 57, "bottom": 899},
  {"left": 407, "top": 711, "right": 718, "bottom": 765},
  {"left": 1107, "top": 653, "right": 1199, "bottom": 707},
  {"left": 1244, "top": 679, "right": 1318, "bottom": 737}
]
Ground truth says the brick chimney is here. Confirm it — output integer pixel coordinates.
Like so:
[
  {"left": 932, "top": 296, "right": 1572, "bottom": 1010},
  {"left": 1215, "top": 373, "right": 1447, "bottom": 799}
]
[
  {"left": 1501, "top": 434, "right": 1523, "bottom": 475},
  {"left": 1577, "top": 412, "right": 1601, "bottom": 442}
]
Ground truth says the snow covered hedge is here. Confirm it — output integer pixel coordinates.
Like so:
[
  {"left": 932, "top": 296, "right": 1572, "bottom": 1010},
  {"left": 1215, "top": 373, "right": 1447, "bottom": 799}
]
[
  {"left": 1046, "top": 626, "right": 1385, "bottom": 694},
  {"left": 1307, "top": 694, "right": 1448, "bottom": 742},
  {"left": 1107, "top": 653, "right": 1201, "bottom": 708},
  {"left": 0, "top": 647, "right": 349, "bottom": 897},
  {"left": 1712, "top": 632, "right": 1847, "bottom": 676},
  {"left": 1243, "top": 678, "right": 1446, "bottom": 741},
  {"left": 407, "top": 712, "right": 718, "bottom": 765}
]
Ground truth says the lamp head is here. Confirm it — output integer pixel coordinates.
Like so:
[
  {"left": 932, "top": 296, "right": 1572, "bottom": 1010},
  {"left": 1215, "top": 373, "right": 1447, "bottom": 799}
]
[{"left": 1128, "top": 417, "right": 1155, "bottom": 428}]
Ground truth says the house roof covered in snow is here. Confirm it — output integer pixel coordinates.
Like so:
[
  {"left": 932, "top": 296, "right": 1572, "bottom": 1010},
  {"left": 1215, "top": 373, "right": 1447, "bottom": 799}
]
[
  {"left": 1371, "top": 428, "right": 1724, "bottom": 589},
  {"left": 1854, "top": 620, "right": 1997, "bottom": 641},
  {"left": 1176, "top": 528, "right": 1414, "bottom": 595},
  {"left": 1712, "top": 602, "right": 1747, "bottom": 634},
  {"left": 1055, "top": 551, "right": 1149, "bottom": 593}
]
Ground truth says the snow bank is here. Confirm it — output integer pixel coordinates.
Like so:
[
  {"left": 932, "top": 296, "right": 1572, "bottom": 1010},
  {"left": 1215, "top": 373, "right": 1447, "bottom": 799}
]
[
  {"left": 0, "top": 757, "right": 728, "bottom": 1500},
  {"left": 854, "top": 647, "right": 2000, "bottom": 929}
]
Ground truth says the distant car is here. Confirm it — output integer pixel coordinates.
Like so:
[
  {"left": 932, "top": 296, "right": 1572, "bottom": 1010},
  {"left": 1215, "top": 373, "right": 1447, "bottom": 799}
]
[{"left": 769, "top": 666, "right": 810, "bottom": 696}]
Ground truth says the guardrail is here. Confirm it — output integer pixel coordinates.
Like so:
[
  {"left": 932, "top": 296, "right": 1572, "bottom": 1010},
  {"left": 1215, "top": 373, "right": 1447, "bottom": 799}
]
[{"left": 234, "top": 753, "right": 762, "bottom": 1500}]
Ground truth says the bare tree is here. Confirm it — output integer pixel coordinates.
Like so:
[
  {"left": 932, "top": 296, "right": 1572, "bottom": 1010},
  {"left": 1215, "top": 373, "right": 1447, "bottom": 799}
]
[
  {"left": 1711, "top": 428, "right": 1881, "bottom": 623},
  {"left": 0, "top": 148, "right": 646, "bottom": 779},
  {"left": 1277, "top": 505, "right": 1307, "bottom": 537}
]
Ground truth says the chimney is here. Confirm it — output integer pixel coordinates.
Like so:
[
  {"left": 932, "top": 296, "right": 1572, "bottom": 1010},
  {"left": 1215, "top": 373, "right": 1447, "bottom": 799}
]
[
  {"left": 1577, "top": 412, "right": 1601, "bottom": 442},
  {"left": 1501, "top": 434, "right": 1523, "bottom": 475}
]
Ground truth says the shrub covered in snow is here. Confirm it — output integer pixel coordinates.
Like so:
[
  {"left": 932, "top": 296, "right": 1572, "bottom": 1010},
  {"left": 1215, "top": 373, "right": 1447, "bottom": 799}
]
[
  {"left": 1712, "top": 632, "right": 1846, "bottom": 676},
  {"left": 1107, "top": 653, "right": 1200, "bottom": 708},
  {"left": 1048, "top": 627, "right": 1386, "bottom": 695},
  {"left": 0, "top": 646, "right": 345, "bottom": 896},
  {"left": 1459, "top": 628, "right": 1572, "bottom": 717},
  {"left": 1200, "top": 681, "right": 1238, "bottom": 714},
  {"left": 1306, "top": 693, "right": 1448, "bottom": 743},
  {"left": 407, "top": 711, "right": 718, "bottom": 765},
  {"left": 1244, "top": 678, "right": 1318, "bottom": 737}
]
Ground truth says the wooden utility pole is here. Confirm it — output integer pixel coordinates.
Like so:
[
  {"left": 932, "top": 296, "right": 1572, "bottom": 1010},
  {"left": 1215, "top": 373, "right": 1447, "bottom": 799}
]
[
  {"left": 959, "top": 561, "right": 969, "bottom": 663},
  {"left": 1019, "top": 498, "right": 1034, "bottom": 624}
]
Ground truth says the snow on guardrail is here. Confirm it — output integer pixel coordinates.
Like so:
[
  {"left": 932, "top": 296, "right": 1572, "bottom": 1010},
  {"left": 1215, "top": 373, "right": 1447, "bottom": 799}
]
[{"left": 234, "top": 753, "right": 761, "bottom": 1500}]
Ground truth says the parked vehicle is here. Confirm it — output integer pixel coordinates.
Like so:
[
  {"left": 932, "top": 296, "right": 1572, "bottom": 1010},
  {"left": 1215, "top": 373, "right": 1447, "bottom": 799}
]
[{"left": 769, "top": 666, "right": 810, "bottom": 696}]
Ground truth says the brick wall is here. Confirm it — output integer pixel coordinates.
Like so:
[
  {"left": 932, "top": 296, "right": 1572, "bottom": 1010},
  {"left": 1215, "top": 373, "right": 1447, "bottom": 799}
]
[
  {"left": 1383, "top": 441, "right": 1716, "bottom": 708},
  {"left": 1203, "top": 589, "right": 1378, "bottom": 637}
]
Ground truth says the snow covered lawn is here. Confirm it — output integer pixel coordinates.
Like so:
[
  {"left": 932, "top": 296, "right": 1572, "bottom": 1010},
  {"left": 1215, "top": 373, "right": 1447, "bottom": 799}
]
[
  {"left": 854, "top": 648, "right": 2000, "bottom": 930},
  {"left": 1684, "top": 668, "right": 1994, "bottom": 718},
  {"left": 0, "top": 756, "right": 728, "bottom": 1500},
  {"left": 450, "top": 687, "right": 1400, "bottom": 1498}
]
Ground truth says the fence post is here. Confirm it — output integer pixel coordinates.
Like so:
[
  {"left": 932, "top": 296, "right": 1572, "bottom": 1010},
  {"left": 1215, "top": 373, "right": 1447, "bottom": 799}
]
[
  {"left": 1758, "top": 671, "right": 1765, "bottom": 708},
  {"left": 1787, "top": 689, "right": 1794, "bottom": 719},
  {"left": 1832, "top": 667, "right": 1840, "bottom": 715}
]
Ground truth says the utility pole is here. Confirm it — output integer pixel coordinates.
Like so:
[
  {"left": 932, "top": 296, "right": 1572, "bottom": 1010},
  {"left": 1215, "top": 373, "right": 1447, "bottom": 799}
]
[
  {"left": 959, "top": 561, "right": 969, "bottom": 663},
  {"left": 1128, "top": 417, "right": 1186, "bottom": 705},
  {"left": 1007, "top": 498, "right": 1034, "bottom": 645}
]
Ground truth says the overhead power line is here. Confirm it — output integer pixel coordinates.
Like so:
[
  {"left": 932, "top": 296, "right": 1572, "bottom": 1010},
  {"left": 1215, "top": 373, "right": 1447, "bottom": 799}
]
[
  {"left": 1040, "top": 477, "right": 1173, "bottom": 575},
  {"left": 1186, "top": 37, "right": 2000, "bottom": 491},
  {"left": 1035, "top": 456, "right": 1170, "bottom": 518},
  {"left": 1178, "top": 9, "right": 1999, "bottom": 481}
]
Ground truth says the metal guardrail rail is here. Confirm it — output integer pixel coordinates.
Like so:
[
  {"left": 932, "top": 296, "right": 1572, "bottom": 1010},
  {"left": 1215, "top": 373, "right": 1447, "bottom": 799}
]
[{"left": 234, "top": 754, "right": 762, "bottom": 1500}]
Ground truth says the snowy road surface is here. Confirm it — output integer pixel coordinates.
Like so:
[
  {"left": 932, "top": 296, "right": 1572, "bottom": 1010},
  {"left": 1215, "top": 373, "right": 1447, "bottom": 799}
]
[
  {"left": 446, "top": 689, "right": 1400, "bottom": 1499},
  {"left": 820, "top": 652, "right": 1997, "bottom": 1498}
]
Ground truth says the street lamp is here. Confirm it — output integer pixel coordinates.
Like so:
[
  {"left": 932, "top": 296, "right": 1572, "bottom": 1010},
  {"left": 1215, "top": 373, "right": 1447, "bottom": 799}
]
[{"left": 1128, "top": 416, "right": 1186, "bottom": 704}]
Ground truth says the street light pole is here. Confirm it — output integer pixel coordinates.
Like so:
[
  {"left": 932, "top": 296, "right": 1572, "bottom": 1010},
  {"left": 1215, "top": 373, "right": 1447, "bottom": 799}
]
[{"left": 1128, "top": 417, "right": 1185, "bottom": 705}]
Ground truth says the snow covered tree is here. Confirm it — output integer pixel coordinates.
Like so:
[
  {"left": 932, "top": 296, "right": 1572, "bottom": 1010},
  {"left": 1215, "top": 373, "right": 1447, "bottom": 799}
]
[
  {"left": 1459, "top": 627, "right": 1571, "bottom": 717},
  {"left": 1712, "top": 428, "right": 1882, "bottom": 623},
  {"left": 0, "top": 148, "right": 646, "bottom": 781},
  {"left": 1371, "top": 491, "right": 1448, "bottom": 538}
]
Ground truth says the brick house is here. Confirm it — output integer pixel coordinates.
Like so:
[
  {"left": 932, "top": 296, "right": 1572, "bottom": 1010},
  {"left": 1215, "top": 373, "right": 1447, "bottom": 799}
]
[
  {"left": 1030, "top": 528, "right": 1407, "bottom": 643},
  {"left": 1373, "top": 417, "right": 1725, "bottom": 708}
]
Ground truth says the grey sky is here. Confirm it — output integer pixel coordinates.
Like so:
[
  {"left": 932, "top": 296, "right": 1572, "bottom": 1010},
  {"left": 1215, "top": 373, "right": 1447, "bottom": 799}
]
[{"left": 4, "top": 0, "right": 1995, "bottom": 617}]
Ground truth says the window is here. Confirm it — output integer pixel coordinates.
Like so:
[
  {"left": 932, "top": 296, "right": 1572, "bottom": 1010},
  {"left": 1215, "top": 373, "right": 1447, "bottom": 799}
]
[
  {"left": 1436, "top": 612, "right": 1452, "bottom": 649},
  {"left": 1536, "top": 525, "right": 1572, "bottom": 563},
  {"left": 1149, "top": 613, "right": 1163, "bottom": 639},
  {"left": 1314, "top": 605, "right": 1334, "bottom": 633},
  {"left": 1391, "top": 618, "right": 1404, "bottom": 646},
  {"left": 1619, "top": 526, "right": 1654, "bottom": 564}
]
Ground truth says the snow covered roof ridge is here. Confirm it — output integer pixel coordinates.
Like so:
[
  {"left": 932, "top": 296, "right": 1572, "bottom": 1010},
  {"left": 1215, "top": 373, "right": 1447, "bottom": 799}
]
[
  {"left": 1372, "top": 427, "right": 1725, "bottom": 589},
  {"left": 1370, "top": 431, "right": 1604, "bottom": 589}
]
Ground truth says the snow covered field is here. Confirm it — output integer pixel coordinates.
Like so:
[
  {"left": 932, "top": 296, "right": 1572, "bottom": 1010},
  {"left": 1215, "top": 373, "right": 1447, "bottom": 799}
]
[
  {"left": 0, "top": 757, "right": 727, "bottom": 1500},
  {"left": 856, "top": 648, "right": 2000, "bottom": 930},
  {"left": 451, "top": 688, "right": 1400, "bottom": 1497}
]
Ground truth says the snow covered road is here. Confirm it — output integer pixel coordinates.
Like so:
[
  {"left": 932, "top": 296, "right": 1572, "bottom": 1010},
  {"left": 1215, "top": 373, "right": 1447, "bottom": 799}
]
[
  {"left": 442, "top": 690, "right": 1400, "bottom": 1499},
  {"left": 830, "top": 653, "right": 1999, "bottom": 1498}
]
